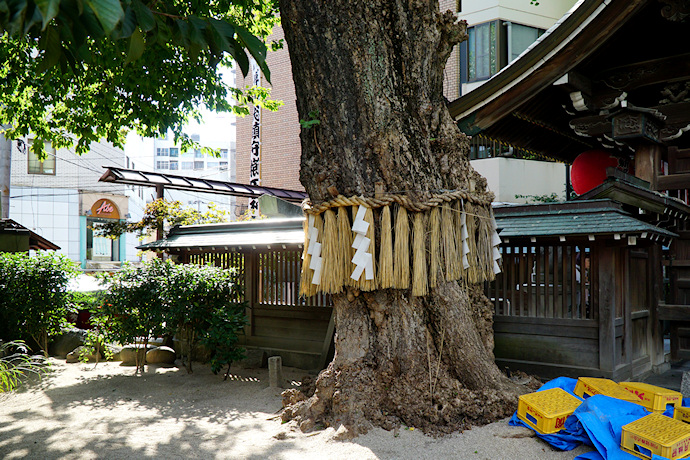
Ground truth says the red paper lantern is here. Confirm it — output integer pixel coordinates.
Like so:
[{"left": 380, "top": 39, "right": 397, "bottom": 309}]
[{"left": 570, "top": 150, "right": 620, "bottom": 195}]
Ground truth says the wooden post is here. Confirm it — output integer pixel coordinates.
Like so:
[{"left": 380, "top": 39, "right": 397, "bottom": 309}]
[
  {"left": 598, "top": 243, "right": 617, "bottom": 377},
  {"left": 648, "top": 244, "right": 666, "bottom": 370},
  {"left": 245, "top": 251, "right": 257, "bottom": 336},
  {"left": 634, "top": 144, "right": 661, "bottom": 190}
]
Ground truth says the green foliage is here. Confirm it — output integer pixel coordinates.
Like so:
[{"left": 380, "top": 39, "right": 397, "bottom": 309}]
[
  {"left": 98, "top": 259, "right": 172, "bottom": 371},
  {"left": 95, "top": 198, "right": 228, "bottom": 239},
  {"left": 299, "top": 110, "right": 321, "bottom": 130},
  {"left": 0, "top": 0, "right": 282, "bottom": 158},
  {"left": 167, "top": 262, "right": 245, "bottom": 373},
  {"left": 0, "top": 341, "right": 49, "bottom": 393},
  {"left": 201, "top": 305, "right": 247, "bottom": 380},
  {"left": 0, "top": 252, "right": 78, "bottom": 354},
  {"left": 97, "top": 258, "right": 245, "bottom": 375}
]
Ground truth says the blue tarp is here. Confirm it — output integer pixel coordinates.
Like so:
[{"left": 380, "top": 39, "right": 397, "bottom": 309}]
[{"left": 510, "top": 378, "right": 685, "bottom": 460}]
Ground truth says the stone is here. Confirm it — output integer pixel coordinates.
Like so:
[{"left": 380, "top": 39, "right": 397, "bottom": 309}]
[
  {"left": 236, "top": 349, "right": 267, "bottom": 369},
  {"left": 268, "top": 356, "right": 284, "bottom": 388},
  {"left": 119, "top": 344, "right": 154, "bottom": 366},
  {"left": 108, "top": 345, "right": 123, "bottom": 361},
  {"left": 66, "top": 345, "right": 102, "bottom": 363},
  {"left": 49, "top": 328, "right": 88, "bottom": 358},
  {"left": 681, "top": 371, "right": 690, "bottom": 398},
  {"left": 146, "top": 346, "right": 176, "bottom": 364}
]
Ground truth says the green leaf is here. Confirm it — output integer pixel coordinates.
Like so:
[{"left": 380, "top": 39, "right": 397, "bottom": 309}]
[
  {"left": 118, "top": 5, "right": 136, "bottom": 38},
  {"left": 235, "top": 25, "right": 269, "bottom": 83},
  {"left": 85, "top": 0, "right": 123, "bottom": 34},
  {"left": 37, "top": 24, "right": 61, "bottom": 71},
  {"left": 131, "top": 0, "right": 154, "bottom": 32},
  {"left": 125, "top": 27, "right": 144, "bottom": 63},
  {"left": 35, "top": 0, "right": 59, "bottom": 29}
]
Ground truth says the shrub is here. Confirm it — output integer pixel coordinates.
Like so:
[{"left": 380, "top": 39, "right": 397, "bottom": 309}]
[
  {"left": 98, "top": 260, "right": 172, "bottom": 372},
  {"left": 167, "top": 262, "right": 245, "bottom": 373},
  {"left": 0, "top": 341, "right": 48, "bottom": 392},
  {"left": 0, "top": 252, "right": 78, "bottom": 354},
  {"left": 98, "top": 259, "right": 246, "bottom": 375}
]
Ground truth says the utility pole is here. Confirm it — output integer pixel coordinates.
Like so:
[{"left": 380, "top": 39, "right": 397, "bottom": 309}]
[{"left": 0, "top": 126, "right": 12, "bottom": 219}]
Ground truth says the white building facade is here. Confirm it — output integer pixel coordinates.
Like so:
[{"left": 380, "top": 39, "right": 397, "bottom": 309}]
[{"left": 9, "top": 137, "right": 146, "bottom": 268}]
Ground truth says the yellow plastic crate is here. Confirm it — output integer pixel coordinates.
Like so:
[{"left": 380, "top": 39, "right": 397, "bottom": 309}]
[
  {"left": 622, "top": 382, "right": 682, "bottom": 413},
  {"left": 574, "top": 377, "right": 642, "bottom": 403},
  {"left": 517, "top": 388, "right": 582, "bottom": 434},
  {"left": 621, "top": 413, "right": 690, "bottom": 460},
  {"left": 676, "top": 406, "right": 690, "bottom": 424}
]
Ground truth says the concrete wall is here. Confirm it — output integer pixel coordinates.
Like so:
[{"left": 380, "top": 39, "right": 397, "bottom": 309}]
[{"left": 471, "top": 157, "right": 567, "bottom": 203}]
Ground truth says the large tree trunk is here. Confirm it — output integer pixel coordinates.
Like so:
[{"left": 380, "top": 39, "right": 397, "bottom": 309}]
[{"left": 279, "top": 0, "right": 522, "bottom": 435}]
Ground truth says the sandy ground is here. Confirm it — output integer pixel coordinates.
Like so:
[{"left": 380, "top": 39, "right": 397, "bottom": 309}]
[{"left": 0, "top": 359, "right": 595, "bottom": 460}]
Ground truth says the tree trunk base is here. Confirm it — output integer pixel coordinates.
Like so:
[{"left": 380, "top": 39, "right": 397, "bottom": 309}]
[{"left": 282, "top": 284, "right": 525, "bottom": 436}]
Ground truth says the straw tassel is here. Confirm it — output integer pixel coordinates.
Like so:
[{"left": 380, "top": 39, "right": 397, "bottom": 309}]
[
  {"left": 320, "top": 209, "right": 342, "bottom": 294},
  {"left": 429, "top": 206, "right": 442, "bottom": 289},
  {"left": 378, "top": 205, "right": 394, "bottom": 289},
  {"left": 337, "top": 206, "right": 354, "bottom": 288},
  {"left": 359, "top": 206, "right": 377, "bottom": 291},
  {"left": 412, "top": 212, "right": 428, "bottom": 296},
  {"left": 442, "top": 203, "right": 460, "bottom": 281},
  {"left": 300, "top": 215, "right": 314, "bottom": 296},
  {"left": 393, "top": 205, "right": 410, "bottom": 289}
]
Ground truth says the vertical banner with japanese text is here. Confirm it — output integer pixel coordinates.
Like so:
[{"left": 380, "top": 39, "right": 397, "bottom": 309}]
[{"left": 249, "top": 59, "right": 262, "bottom": 217}]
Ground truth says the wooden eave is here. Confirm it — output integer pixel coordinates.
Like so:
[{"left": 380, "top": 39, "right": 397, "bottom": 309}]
[
  {"left": 0, "top": 219, "right": 60, "bottom": 251},
  {"left": 448, "top": 0, "right": 646, "bottom": 131}
]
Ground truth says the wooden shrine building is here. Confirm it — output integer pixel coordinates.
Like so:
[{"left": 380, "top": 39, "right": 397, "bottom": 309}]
[{"left": 450, "top": 0, "right": 690, "bottom": 378}]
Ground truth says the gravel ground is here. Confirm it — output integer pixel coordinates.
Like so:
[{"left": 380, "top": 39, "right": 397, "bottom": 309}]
[{"left": 0, "top": 359, "right": 594, "bottom": 459}]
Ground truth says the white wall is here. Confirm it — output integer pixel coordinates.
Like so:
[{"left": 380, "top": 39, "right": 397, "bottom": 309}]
[
  {"left": 459, "top": 0, "right": 577, "bottom": 29},
  {"left": 9, "top": 186, "right": 81, "bottom": 260},
  {"left": 471, "top": 157, "right": 567, "bottom": 204}
]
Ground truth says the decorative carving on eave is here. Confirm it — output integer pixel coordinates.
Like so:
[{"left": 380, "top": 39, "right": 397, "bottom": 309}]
[
  {"left": 570, "top": 118, "right": 609, "bottom": 137},
  {"left": 660, "top": 0, "right": 690, "bottom": 22},
  {"left": 603, "top": 65, "right": 656, "bottom": 90},
  {"left": 660, "top": 81, "right": 690, "bottom": 104},
  {"left": 661, "top": 124, "right": 690, "bottom": 141}
]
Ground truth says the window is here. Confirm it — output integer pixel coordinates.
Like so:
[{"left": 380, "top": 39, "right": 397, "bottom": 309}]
[
  {"left": 182, "top": 162, "right": 193, "bottom": 170},
  {"left": 468, "top": 21, "right": 497, "bottom": 81},
  {"left": 181, "top": 149, "right": 193, "bottom": 158},
  {"left": 193, "top": 161, "right": 204, "bottom": 170},
  {"left": 194, "top": 149, "right": 203, "bottom": 158},
  {"left": 156, "top": 160, "right": 169, "bottom": 170},
  {"left": 220, "top": 161, "right": 228, "bottom": 169},
  {"left": 220, "top": 149, "right": 228, "bottom": 159},
  {"left": 169, "top": 147, "right": 179, "bottom": 157},
  {"left": 207, "top": 161, "right": 219, "bottom": 169},
  {"left": 509, "top": 23, "right": 544, "bottom": 62},
  {"left": 27, "top": 141, "right": 56, "bottom": 175},
  {"left": 170, "top": 161, "right": 179, "bottom": 171},
  {"left": 156, "top": 147, "right": 169, "bottom": 156},
  {"left": 191, "top": 133, "right": 200, "bottom": 142}
]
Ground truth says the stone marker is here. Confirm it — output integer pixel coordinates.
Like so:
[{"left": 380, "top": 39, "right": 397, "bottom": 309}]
[
  {"left": 682, "top": 371, "right": 690, "bottom": 398},
  {"left": 268, "top": 356, "right": 284, "bottom": 388}
]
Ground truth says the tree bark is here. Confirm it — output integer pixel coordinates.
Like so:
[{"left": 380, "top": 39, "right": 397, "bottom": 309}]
[{"left": 279, "top": 0, "right": 521, "bottom": 435}]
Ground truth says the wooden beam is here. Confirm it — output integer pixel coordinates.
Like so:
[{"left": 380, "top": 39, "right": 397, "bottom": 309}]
[
  {"left": 656, "top": 173, "right": 690, "bottom": 191},
  {"left": 598, "top": 53, "right": 690, "bottom": 92},
  {"left": 658, "top": 304, "right": 690, "bottom": 321}
]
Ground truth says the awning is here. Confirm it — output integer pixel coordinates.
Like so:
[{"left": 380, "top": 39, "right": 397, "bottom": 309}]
[
  {"left": 99, "top": 167, "right": 308, "bottom": 203},
  {"left": 138, "top": 217, "right": 306, "bottom": 252}
]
